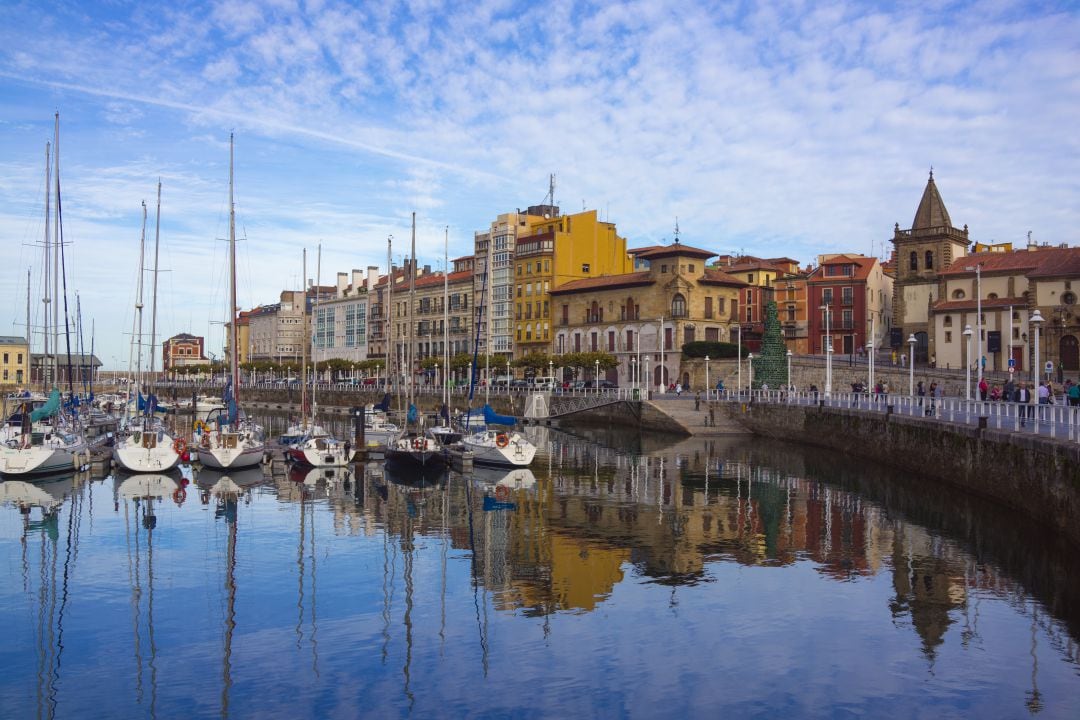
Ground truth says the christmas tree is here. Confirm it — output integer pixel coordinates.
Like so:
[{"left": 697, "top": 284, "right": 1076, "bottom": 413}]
[{"left": 752, "top": 300, "right": 789, "bottom": 389}]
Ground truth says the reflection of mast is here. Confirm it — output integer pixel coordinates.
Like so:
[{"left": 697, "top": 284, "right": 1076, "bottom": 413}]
[
  {"left": 221, "top": 495, "right": 238, "bottom": 719},
  {"left": 463, "top": 479, "right": 490, "bottom": 676},
  {"left": 402, "top": 514, "right": 415, "bottom": 709}
]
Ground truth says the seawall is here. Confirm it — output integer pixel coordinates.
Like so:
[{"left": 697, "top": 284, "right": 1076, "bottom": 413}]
[{"left": 718, "top": 400, "right": 1080, "bottom": 546}]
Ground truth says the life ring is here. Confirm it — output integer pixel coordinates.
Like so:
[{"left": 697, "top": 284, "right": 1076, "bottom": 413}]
[
  {"left": 193, "top": 419, "right": 205, "bottom": 433},
  {"left": 495, "top": 433, "right": 509, "bottom": 448},
  {"left": 173, "top": 437, "right": 188, "bottom": 456},
  {"left": 172, "top": 487, "right": 187, "bottom": 505},
  {"left": 495, "top": 485, "right": 510, "bottom": 501}
]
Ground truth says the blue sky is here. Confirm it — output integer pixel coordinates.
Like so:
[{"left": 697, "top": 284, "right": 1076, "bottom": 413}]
[{"left": 1, "top": 0, "right": 1078, "bottom": 370}]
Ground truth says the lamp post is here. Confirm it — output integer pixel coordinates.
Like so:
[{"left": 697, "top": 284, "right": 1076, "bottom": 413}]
[
  {"left": 747, "top": 352, "right": 754, "bottom": 392},
  {"left": 735, "top": 325, "right": 742, "bottom": 397},
  {"left": 643, "top": 356, "right": 650, "bottom": 396},
  {"left": 867, "top": 339, "right": 875, "bottom": 395},
  {"left": 548, "top": 359, "right": 554, "bottom": 380},
  {"left": 786, "top": 350, "right": 792, "bottom": 398},
  {"left": 907, "top": 333, "right": 916, "bottom": 396},
  {"left": 963, "top": 324, "right": 973, "bottom": 400},
  {"left": 705, "top": 355, "right": 710, "bottom": 393},
  {"left": 967, "top": 263, "right": 983, "bottom": 383},
  {"left": 820, "top": 304, "right": 832, "bottom": 396},
  {"left": 630, "top": 357, "right": 637, "bottom": 393},
  {"left": 506, "top": 359, "right": 511, "bottom": 391},
  {"left": 435, "top": 362, "right": 439, "bottom": 395},
  {"left": 658, "top": 316, "right": 665, "bottom": 393},
  {"left": 594, "top": 359, "right": 600, "bottom": 391},
  {"left": 1031, "top": 309, "right": 1044, "bottom": 385}
]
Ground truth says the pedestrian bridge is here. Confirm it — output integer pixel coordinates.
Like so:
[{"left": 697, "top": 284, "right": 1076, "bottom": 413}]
[{"left": 524, "top": 390, "right": 633, "bottom": 421}]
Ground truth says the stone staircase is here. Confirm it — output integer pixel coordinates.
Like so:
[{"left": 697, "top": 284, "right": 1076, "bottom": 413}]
[{"left": 646, "top": 395, "right": 749, "bottom": 436}]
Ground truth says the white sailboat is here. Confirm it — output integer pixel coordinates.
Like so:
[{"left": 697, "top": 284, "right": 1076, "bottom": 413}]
[
  {"left": 196, "top": 134, "right": 266, "bottom": 470},
  {"left": 384, "top": 214, "right": 447, "bottom": 471},
  {"left": 285, "top": 246, "right": 353, "bottom": 467},
  {"left": 2, "top": 116, "right": 88, "bottom": 477},
  {"left": 113, "top": 194, "right": 182, "bottom": 473}
]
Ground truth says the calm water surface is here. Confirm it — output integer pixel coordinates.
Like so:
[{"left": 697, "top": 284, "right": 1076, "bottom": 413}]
[{"left": 2, "top": 421, "right": 1079, "bottom": 719}]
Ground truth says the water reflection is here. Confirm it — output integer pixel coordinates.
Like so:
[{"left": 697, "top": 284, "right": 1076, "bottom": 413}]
[{"left": 2, "top": 424, "right": 1080, "bottom": 717}]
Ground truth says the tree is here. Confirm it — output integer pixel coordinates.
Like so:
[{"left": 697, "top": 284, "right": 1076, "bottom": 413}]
[{"left": 752, "top": 300, "right": 789, "bottom": 389}]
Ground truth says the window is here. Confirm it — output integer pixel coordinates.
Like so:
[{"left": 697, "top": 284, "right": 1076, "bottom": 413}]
[
  {"left": 841, "top": 287, "right": 853, "bottom": 305},
  {"left": 665, "top": 327, "right": 673, "bottom": 350},
  {"left": 1064, "top": 291, "right": 1077, "bottom": 305},
  {"left": 718, "top": 298, "right": 726, "bottom": 315},
  {"left": 943, "top": 315, "right": 953, "bottom": 327},
  {"left": 909, "top": 252, "right": 918, "bottom": 271},
  {"left": 684, "top": 326, "right": 695, "bottom": 343},
  {"left": 988, "top": 292, "right": 999, "bottom": 299},
  {"left": 591, "top": 332, "right": 597, "bottom": 351},
  {"left": 945, "top": 331, "right": 952, "bottom": 343},
  {"left": 925, "top": 251, "right": 934, "bottom": 270},
  {"left": 582, "top": 263, "right": 591, "bottom": 273},
  {"left": 661, "top": 264, "right": 668, "bottom": 273},
  {"left": 608, "top": 331, "right": 615, "bottom": 351},
  {"left": 822, "top": 288, "right": 833, "bottom": 305},
  {"left": 2, "top": 353, "right": 7, "bottom": 363},
  {"left": 747, "top": 274, "right": 754, "bottom": 284},
  {"left": 842, "top": 309, "right": 852, "bottom": 328},
  {"left": 626, "top": 330, "right": 634, "bottom": 351},
  {"left": 952, "top": 289, "right": 965, "bottom": 299},
  {"left": 689, "top": 264, "right": 695, "bottom": 273},
  {"left": 17, "top": 353, "right": 22, "bottom": 364},
  {"left": 746, "top": 289, "right": 754, "bottom": 305},
  {"left": 671, "top": 293, "right": 687, "bottom": 318},
  {"left": 705, "top": 297, "right": 713, "bottom": 319}
]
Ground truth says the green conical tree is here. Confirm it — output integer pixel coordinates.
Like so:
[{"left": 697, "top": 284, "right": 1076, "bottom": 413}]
[{"left": 752, "top": 300, "right": 789, "bottom": 389}]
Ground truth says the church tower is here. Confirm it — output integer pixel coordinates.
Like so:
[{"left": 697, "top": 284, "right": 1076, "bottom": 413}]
[{"left": 890, "top": 172, "right": 970, "bottom": 360}]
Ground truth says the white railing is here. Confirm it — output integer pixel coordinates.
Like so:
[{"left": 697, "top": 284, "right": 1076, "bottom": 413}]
[{"left": 701, "top": 388, "right": 1080, "bottom": 442}]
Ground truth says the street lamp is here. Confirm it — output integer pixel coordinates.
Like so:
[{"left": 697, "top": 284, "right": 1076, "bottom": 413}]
[
  {"left": 643, "top": 356, "right": 650, "bottom": 396},
  {"left": 786, "top": 350, "right": 792, "bottom": 399},
  {"left": 506, "top": 358, "right": 511, "bottom": 390},
  {"left": 548, "top": 359, "right": 554, "bottom": 380},
  {"left": 735, "top": 325, "right": 742, "bottom": 396},
  {"left": 594, "top": 359, "right": 600, "bottom": 391},
  {"left": 630, "top": 357, "right": 637, "bottom": 393},
  {"left": 819, "top": 304, "right": 832, "bottom": 396},
  {"left": 705, "top": 355, "right": 710, "bottom": 393},
  {"left": 867, "top": 339, "right": 875, "bottom": 396},
  {"left": 1031, "top": 309, "right": 1044, "bottom": 385},
  {"left": 907, "top": 333, "right": 916, "bottom": 396},
  {"left": 658, "top": 316, "right": 665, "bottom": 393},
  {"left": 747, "top": 352, "right": 754, "bottom": 392},
  {"left": 435, "top": 362, "right": 439, "bottom": 396},
  {"left": 967, "top": 262, "right": 983, "bottom": 381},
  {"left": 963, "top": 324, "right": 973, "bottom": 400}
]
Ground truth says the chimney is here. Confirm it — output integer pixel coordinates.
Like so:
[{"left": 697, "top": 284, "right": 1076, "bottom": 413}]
[
  {"left": 351, "top": 269, "right": 363, "bottom": 293},
  {"left": 366, "top": 266, "right": 378, "bottom": 292},
  {"left": 336, "top": 272, "right": 348, "bottom": 296},
  {"left": 423, "top": 264, "right": 431, "bottom": 276}
]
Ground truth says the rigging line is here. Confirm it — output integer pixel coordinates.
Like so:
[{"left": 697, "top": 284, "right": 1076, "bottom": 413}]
[
  {"left": 308, "top": 495, "right": 320, "bottom": 679},
  {"left": 56, "top": 167, "right": 76, "bottom": 399}
]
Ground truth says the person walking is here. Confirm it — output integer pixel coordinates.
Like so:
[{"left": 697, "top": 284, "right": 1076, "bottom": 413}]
[
  {"left": 1016, "top": 382, "right": 1033, "bottom": 427},
  {"left": 930, "top": 381, "right": 942, "bottom": 417},
  {"left": 978, "top": 377, "right": 988, "bottom": 401},
  {"left": 917, "top": 380, "right": 925, "bottom": 410},
  {"left": 694, "top": 391, "right": 701, "bottom": 411},
  {"left": 1069, "top": 380, "right": 1080, "bottom": 407}
]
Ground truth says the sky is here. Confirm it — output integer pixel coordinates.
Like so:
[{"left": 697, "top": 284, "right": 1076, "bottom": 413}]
[{"left": 1, "top": 0, "right": 1078, "bottom": 370}]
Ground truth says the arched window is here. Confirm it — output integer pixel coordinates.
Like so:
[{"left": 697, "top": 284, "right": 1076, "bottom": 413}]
[
  {"left": 671, "top": 293, "right": 687, "bottom": 318},
  {"left": 943, "top": 315, "right": 953, "bottom": 327},
  {"left": 909, "top": 252, "right": 918, "bottom": 271},
  {"left": 1064, "top": 291, "right": 1077, "bottom": 305},
  {"left": 988, "top": 292, "right": 999, "bottom": 299},
  {"left": 952, "top": 289, "right": 965, "bottom": 299},
  {"left": 925, "top": 251, "right": 934, "bottom": 270}
]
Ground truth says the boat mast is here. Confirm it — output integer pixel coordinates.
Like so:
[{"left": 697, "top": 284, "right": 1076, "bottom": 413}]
[
  {"left": 443, "top": 225, "right": 449, "bottom": 422},
  {"left": 135, "top": 201, "right": 148, "bottom": 415},
  {"left": 149, "top": 180, "right": 162, "bottom": 380},
  {"left": 385, "top": 236, "right": 393, "bottom": 405},
  {"left": 25, "top": 268, "right": 31, "bottom": 384},
  {"left": 312, "top": 244, "right": 322, "bottom": 425},
  {"left": 228, "top": 134, "right": 239, "bottom": 396},
  {"left": 408, "top": 212, "right": 416, "bottom": 414},
  {"left": 301, "top": 248, "right": 308, "bottom": 430},
  {"left": 42, "top": 140, "right": 51, "bottom": 391},
  {"left": 52, "top": 113, "right": 60, "bottom": 390},
  {"left": 485, "top": 228, "right": 493, "bottom": 405}
]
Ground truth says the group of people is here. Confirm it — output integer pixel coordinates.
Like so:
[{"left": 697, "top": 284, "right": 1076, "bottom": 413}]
[{"left": 975, "top": 377, "right": 1080, "bottom": 406}]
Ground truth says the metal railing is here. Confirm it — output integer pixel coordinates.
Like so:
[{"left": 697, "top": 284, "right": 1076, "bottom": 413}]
[{"left": 703, "top": 387, "right": 1080, "bottom": 442}]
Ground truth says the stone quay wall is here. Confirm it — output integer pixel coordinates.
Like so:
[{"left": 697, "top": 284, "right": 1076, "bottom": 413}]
[{"left": 718, "top": 400, "right": 1080, "bottom": 546}]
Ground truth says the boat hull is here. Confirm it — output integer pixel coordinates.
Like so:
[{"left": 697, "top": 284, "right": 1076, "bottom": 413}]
[
  {"left": 462, "top": 432, "right": 537, "bottom": 467},
  {"left": 196, "top": 445, "right": 264, "bottom": 470},
  {"left": 0, "top": 446, "right": 79, "bottom": 476}
]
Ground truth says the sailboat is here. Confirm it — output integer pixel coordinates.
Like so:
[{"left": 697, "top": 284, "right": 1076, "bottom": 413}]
[
  {"left": 286, "top": 245, "right": 353, "bottom": 468},
  {"left": 113, "top": 195, "right": 182, "bottom": 473},
  {"left": 196, "top": 134, "right": 266, "bottom": 470},
  {"left": 1, "top": 115, "right": 88, "bottom": 477},
  {"left": 459, "top": 232, "right": 536, "bottom": 468},
  {"left": 384, "top": 214, "right": 448, "bottom": 471}
]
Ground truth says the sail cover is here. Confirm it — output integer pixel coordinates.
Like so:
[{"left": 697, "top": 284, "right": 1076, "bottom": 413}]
[
  {"left": 482, "top": 403, "right": 516, "bottom": 427},
  {"left": 30, "top": 388, "right": 61, "bottom": 422}
]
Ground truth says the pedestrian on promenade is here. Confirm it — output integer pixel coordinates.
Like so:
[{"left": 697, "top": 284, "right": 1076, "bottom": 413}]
[
  {"left": 694, "top": 391, "right": 701, "bottom": 411},
  {"left": 1004, "top": 378, "right": 1015, "bottom": 405},
  {"left": 917, "top": 381, "right": 925, "bottom": 409},
  {"left": 1068, "top": 380, "right": 1080, "bottom": 407},
  {"left": 978, "top": 377, "right": 988, "bottom": 401},
  {"left": 1015, "top": 382, "right": 1033, "bottom": 426},
  {"left": 810, "top": 383, "right": 819, "bottom": 402},
  {"left": 928, "top": 382, "right": 939, "bottom": 417},
  {"left": 676, "top": 382, "right": 683, "bottom": 396}
]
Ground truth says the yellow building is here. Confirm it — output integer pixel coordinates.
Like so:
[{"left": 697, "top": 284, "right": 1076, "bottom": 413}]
[
  {"left": 0, "top": 336, "right": 30, "bottom": 387},
  {"left": 550, "top": 241, "right": 746, "bottom": 388},
  {"left": 513, "top": 209, "right": 635, "bottom": 357}
]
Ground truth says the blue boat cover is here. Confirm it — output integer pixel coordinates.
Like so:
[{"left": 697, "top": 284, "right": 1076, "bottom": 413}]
[
  {"left": 375, "top": 393, "right": 391, "bottom": 412},
  {"left": 30, "top": 389, "right": 61, "bottom": 422},
  {"left": 482, "top": 403, "right": 516, "bottom": 426}
]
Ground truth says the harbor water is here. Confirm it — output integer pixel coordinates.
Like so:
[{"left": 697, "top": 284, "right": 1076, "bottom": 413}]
[{"left": 2, "top": 421, "right": 1079, "bottom": 719}]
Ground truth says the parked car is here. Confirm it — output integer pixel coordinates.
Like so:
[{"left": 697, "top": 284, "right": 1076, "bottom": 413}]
[
  {"left": 599, "top": 380, "right": 618, "bottom": 389},
  {"left": 510, "top": 379, "right": 529, "bottom": 388}
]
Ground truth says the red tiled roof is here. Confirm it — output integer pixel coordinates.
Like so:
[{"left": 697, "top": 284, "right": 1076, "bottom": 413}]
[
  {"left": 628, "top": 245, "right": 664, "bottom": 255},
  {"left": 932, "top": 296, "right": 1025, "bottom": 312},
  {"left": 806, "top": 255, "right": 877, "bottom": 283},
  {"left": 413, "top": 269, "right": 472, "bottom": 289},
  {"left": 632, "top": 243, "right": 716, "bottom": 261},
  {"left": 700, "top": 269, "right": 748, "bottom": 286},
  {"left": 937, "top": 247, "right": 1080, "bottom": 278},
  {"left": 550, "top": 271, "right": 654, "bottom": 294}
]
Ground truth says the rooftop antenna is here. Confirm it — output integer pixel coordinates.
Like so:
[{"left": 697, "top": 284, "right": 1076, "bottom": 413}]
[
  {"left": 674, "top": 217, "right": 680, "bottom": 244},
  {"left": 544, "top": 173, "right": 556, "bottom": 216}
]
